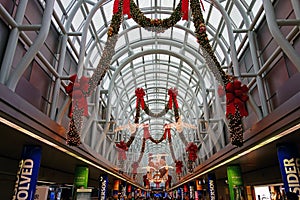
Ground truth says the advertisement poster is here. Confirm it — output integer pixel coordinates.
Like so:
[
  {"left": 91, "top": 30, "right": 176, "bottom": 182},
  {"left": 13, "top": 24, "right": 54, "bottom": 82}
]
[
  {"left": 12, "top": 145, "right": 42, "bottom": 200},
  {"left": 74, "top": 166, "right": 89, "bottom": 188},
  {"left": 277, "top": 143, "right": 300, "bottom": 198},
  {"left": 227, "top": 165, "right": 244, "bottom": 200},
  {"left": 208, "top": 173, "right": 218, "bottom": 200},
  {"left": 99, "top": 174, "right": 108, "bottom": 200}
]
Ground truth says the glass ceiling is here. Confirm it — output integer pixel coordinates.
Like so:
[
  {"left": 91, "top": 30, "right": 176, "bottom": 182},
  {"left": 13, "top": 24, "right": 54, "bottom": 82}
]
[{"left": 52, "top": 0, "right": 264, "bottom": 184}]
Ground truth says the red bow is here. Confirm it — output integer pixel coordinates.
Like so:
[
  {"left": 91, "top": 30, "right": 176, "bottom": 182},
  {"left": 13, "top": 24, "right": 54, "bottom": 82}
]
[
  {"left": 168, "top": 88, "right": 179, "bottom": 109},
  {"left": 113, "top": 0, "right": 131, "bottom": 18},
  {"left": 225, "top": 80, "right": 249, "bottom": 117},
  {"left": 116, "top": 141, "right": 128, "bottom": 160},
  {"left": 175, "top": 160, "right": 183, "bottom": 174},
  {"left": 135, "top": 88, "right": 145, "bottom": 109},
  {"left": 64, "top": 74, "right": 77, "bottom": 96},
  {"left": 164, "top": 125, "right": 171, "bottom": 140},
  {"left": 181, "top": 0, "right": 189, "bottom": 20},
  {"left": 186, "top": 142, "right": 198, "bottom": 162}
]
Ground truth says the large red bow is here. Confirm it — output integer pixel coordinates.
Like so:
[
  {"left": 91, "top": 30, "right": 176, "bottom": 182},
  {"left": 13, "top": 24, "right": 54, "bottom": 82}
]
[
  {"left": 225, "top": 80, "right": 249, "bottom": 117},
  {"left": 135, "top": 88, "right": 145, "bottom": 109},
  {"left": 186, "top": 142, "right": 198, "bottom": 162},
  {"left": 168, "top": 88, "right": 179, "bottom": 109}
]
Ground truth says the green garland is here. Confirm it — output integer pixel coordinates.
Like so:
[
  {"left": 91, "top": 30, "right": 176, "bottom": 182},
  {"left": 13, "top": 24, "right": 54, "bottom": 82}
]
[
  {"left": 130, "top": 0, "right": 183, "bottom": 33},
  {"left": 190, "top": 0, "right": 228, "bottom": 86}
]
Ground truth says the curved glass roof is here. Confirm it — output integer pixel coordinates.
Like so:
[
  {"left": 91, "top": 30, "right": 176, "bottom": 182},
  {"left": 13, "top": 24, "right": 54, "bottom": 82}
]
[{"left": 52, "top": 0, "right": 264, "bottom": 184}]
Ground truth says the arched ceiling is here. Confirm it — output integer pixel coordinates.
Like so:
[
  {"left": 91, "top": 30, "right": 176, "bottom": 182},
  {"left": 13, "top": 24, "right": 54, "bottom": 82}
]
[{"left": 52, "top": 0, "right": 264, "bottom": 183}]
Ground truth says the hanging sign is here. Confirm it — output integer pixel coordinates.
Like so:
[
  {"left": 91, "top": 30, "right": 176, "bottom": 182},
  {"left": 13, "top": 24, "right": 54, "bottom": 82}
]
[
  {"left": 74, "top": 166, "right": 89, "bottom": 188},
  {"left": 227, "top": 165, "right": 244, "bottom": 200},
  {"left": 99, "top": 174, "right": 108, "bottom": 200},
  {"left": 208, "top": 173, "right": 218, "bottom": 200},
  {"left": 12, "top": 145, "right": 42, "bottom": 200},
  {"left": 277, "top": 143, "right": 300, "bottom": 197}
]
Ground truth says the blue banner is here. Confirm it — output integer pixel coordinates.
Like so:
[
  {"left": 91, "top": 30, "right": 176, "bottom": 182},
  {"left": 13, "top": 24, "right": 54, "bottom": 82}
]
[
  {"left": 98, "top": 174, "right": 108, "bottom": 200},
  {"left": 12, "top": 145, "right": 42, "bottom": 200},
  {"left": 208, "top": 173, "right": 218, "bottom": 200},
  {"left": 277, "top": 143, "right": 300, "bottom": 197}
]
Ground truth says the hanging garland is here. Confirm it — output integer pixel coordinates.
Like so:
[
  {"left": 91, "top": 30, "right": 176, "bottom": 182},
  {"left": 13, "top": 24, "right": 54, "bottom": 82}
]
[
  {"left": 189, "top": 0, "right": 250, "bottom": 147},
  {"left": 130, "top": 0, "right": 183, "bottom": 33},
  {"left": 66, "top": 0, "right": 123, "bottom": 146},
  {"left": 190, "top": 0, "right": 228, "bottom": 86},
  {"left": 144, "top": 124, "right": 166, "bottom": 144}
]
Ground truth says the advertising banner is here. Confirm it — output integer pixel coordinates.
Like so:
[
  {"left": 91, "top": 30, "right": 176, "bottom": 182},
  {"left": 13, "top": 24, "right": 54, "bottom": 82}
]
[
  {"left": 277, "top": 143, "right": 300, "bottom": 197},
  {"left": 227, "top": 165, "right": 244, "bottom": 200},
  {"left": 99, "top": 174, "right": 108, "bottom": 200},
  {"left": 74, "top": 166, "right": 89, "bottom": 188},
  {"left": 208, "top": 173, "right": 218, "bottom": 200},
  {"left": 12, "top": 145, "right": 42, "bottom": 200},
  {"left": 113, "top": 180, "right": 120, "bottom": 198}
]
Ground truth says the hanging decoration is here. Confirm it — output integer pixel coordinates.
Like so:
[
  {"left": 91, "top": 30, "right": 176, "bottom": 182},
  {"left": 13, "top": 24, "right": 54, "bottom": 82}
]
[
  {"left": 66, "top": 0, "right": 123, "bottom": 146},
  {"left": 218, "top": 76, "right": 249, "bottom": 147},
  {"left": 189, "top": 0, "right": 250, "bottom": 146},
  {"left": 186, "top": 142, "right": 198, "bottom": 172},
  {"left": 114, "top": 87, "right": 199, "bottom": 179},
  {"left": 130, "top": 0, "right": 183, "bottom": 33},
  {"left": 65, "top": 75, "right": 90, "bottom": 146},
  {"left": 225, "top": 79, "right": 249, "bottom": 146},
  {"left": 175, "top": 160, "right": 183, "bottom": 176}
]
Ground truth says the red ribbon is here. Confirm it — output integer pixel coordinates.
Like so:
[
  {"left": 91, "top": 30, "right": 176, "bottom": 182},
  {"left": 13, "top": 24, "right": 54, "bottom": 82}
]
[
  {"left": 123, "top": 0, "right": 131, "bottom": 18},
  {"left": 200, "top": 0, "right": 205, "bottom": 11},
  {"left": 164, "top": 125, "right": 171, "bottom": 140},
  {"left": 168, "top": 88, "right": 179, "bottom": 109},
  {"left": 64, "top": 74, "right": 77, "bottom": 96},
  {"left": 113, "top": 0, "right": 131, "bottom": 18},
  {"left": 186, "top": 142, "right": 198, "bottom": 162},
  {"left": 116, "top": 141, "right": 128, "bottom": 160},
  {"left": 113, "top": 0, "right": 119, "bottom": 14},
  {"left": 225, "top": 80, "right": 249, "bottom": 117},
  {"left": 64, "top": 74, "right": 77, "bottom": 117},
  {"left": 181, "top": 0, "right": 189, "bottom": 20},
  {"left": 175, "top": 160, "right": 183, "bottom": 174},
  {"left": 135, "top": 88, "right": 145, "bottom": 109}
]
